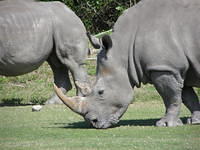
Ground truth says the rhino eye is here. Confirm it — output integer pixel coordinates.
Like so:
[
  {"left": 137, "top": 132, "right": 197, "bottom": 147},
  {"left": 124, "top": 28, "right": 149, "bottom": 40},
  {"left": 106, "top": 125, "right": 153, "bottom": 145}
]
[{"left": 98, "top": 90, "right": 104, "bottom": 95}]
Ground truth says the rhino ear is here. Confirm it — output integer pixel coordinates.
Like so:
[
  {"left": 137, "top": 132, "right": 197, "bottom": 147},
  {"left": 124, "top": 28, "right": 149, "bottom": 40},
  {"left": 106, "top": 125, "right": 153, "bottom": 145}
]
[
  {"left": 87, "top": 32, "right": 101, "bottom": 49},
  {"left": 102, "top": 35, "right": 112, "bottom": 51}
]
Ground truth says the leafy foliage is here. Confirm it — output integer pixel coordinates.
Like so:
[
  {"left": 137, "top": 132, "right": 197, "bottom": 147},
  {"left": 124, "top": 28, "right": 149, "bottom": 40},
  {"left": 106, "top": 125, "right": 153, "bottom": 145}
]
[
  {"left": 41, "top": 0, "right": 140, "bottom": 33},
  {"left": 1, "top": 98, "right": 23, "bottom": 106}
]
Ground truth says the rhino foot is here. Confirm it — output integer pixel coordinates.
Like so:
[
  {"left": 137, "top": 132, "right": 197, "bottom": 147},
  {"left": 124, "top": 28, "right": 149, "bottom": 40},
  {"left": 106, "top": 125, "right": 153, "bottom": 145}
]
[
  {"left": 45, "top": 95, "right": 63, "bottom": 105},
  {"left": 156, "top": 117, "right": 183, "bottom": 127},
  {"left": 187, "top": 111, "right": 200, "bottom": 125}
]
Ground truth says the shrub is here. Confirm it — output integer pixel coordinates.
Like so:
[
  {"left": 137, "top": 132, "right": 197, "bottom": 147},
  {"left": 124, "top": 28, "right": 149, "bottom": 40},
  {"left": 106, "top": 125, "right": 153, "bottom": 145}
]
[
  {"left": 41, "top": 0, "right": 140, "bottom": 33},
  {"left": 30, "top": 97, "right": 47, "bottom": 105},
  {"left": 1, "top": 98, "right": 23, "bottom": 106}
]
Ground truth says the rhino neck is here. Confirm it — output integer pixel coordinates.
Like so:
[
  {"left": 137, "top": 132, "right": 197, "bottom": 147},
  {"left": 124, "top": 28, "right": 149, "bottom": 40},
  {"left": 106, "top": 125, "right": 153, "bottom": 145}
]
[
  {"left": 127, "top": 36, "right": 140, "bottom": 88},
  {"left": 111, "top": 6, "right": 140, "bottom": 88},
  {"left": 108, "top": 33, "right": 140, "bottom": 89}
]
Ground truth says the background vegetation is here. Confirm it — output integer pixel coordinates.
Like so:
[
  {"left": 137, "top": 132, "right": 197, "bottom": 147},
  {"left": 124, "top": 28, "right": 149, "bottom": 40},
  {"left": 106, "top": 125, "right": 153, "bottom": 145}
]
[{"left": 42, "top": 0, "right": 140, "bottom": 33}]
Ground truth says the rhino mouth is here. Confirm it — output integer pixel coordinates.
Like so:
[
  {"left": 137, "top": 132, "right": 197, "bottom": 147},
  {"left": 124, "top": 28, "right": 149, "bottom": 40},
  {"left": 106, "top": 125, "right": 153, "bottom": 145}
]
[
  {"left": 85, "top": 114, "right": 120, "bottom": 129},
  {"left": 95, "top": 107, "right": 128, "bottom": 129},
  {"left": 89, "top": 119, "right": 119, "bottom": 129}
]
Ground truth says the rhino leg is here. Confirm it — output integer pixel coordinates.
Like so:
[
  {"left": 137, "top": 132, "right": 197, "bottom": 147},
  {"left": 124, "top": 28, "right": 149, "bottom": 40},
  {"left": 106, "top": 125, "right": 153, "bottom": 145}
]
[
  {"left": 45, "top": 58, "right": 72, "bottom": 104},
  {"left": 182, "top": 86, "right": 200, "bottom": 124},
  {"left": 151, "top": 72, "right": 183, "bottom": 127},
  {"left": 56, "top": 54, "right": 90, "bottom": 96}
]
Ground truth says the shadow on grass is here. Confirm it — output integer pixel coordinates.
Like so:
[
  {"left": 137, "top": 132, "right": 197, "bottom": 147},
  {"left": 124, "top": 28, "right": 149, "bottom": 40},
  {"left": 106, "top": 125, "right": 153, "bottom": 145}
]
[
  {"left": 54, "top": 122, "right": 92, "bottom": 129},
  {"left": 0, "top": 98, "right": 46, "bottom": 106},
  {"left": 62, "top": 119, "right": 158, "bottom": 129},
  {"left": 0, "top": 98, "right": 26, "bottom": 106},
  {"left": 52, "top": 118, "right": 158, "bottom": 129},
  {"left": 52, "top": 117, "right": 189, "bottom": 129},
  {"left": 51, "top": 119, "right": 157, "bottom": 129}
]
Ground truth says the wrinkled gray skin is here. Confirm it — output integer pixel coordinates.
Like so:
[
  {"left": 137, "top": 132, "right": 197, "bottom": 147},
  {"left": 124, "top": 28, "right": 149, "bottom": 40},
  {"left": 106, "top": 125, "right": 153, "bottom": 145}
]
[
  {"left": 0, "top": 0, "right": 89, "bottom": 104},
  {"left": 85, "top": 0, "right": 200, "bottom": 128}
]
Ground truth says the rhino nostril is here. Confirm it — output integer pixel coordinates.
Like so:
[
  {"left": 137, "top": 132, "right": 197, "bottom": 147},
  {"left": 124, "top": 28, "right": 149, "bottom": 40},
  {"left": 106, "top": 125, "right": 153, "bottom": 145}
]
[
  {"left": 98, "top": 90, "right": 104, "bottom": 95},
  {"left": 91, "top": 119, "right": 98, "bottom": 123}
]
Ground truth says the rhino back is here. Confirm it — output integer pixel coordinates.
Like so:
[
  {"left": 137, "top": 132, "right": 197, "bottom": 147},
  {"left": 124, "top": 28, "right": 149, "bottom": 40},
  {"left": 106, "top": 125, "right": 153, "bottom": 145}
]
[
  {"left": 133, "top": 0, "right": 200, "bottom": 83},
  {"left": 0, "top": 0, "right": 53, "bottom": 76},
  {"left": 111, "top": 0, "right": 200, "bottom": 86}
]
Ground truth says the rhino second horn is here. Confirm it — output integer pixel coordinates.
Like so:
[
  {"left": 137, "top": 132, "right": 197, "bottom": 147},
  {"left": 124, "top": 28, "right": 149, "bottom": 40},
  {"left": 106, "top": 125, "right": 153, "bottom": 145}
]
[
  {"left": 53, "top": 84, "right": 87, "bottom": 115},
  {"left": 75, "top": 81, "right": 92, "bottom": 96}
]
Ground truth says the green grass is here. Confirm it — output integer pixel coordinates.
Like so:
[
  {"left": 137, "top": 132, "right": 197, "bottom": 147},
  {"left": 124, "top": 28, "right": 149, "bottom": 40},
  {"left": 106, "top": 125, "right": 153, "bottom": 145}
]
[
  {"left": 0, "top": 102, "right": 199, "bottom": 150},
  {"left": 0, "top": 59, "right": 200, "bottom": 150},
  {"left": 0, "top": 62, "right": 53, "bottom": 105},
  {"left": 0, "top": 60, "right": 96, "bottom": 105}
]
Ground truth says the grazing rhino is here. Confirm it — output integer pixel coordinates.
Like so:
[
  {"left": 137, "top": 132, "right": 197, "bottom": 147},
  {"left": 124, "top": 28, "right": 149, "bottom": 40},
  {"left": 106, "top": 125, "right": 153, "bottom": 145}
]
[
  {"left": 0, "top": 0, "right": 90, "bottom": 104},
  {"left": 54, "top": 0, "right": 200, "bottom": 128}
]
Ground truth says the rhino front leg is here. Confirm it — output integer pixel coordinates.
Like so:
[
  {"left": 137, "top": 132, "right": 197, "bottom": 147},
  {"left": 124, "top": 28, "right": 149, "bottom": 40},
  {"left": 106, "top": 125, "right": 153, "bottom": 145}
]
[
  {"left": 182, "top": 86, "right": 200, "bottom": 124},
  {"left": 45, "top": 60, "right": 72, "bottom": 104},
  {"left": 151, "top": 72, "right": 184, "bottom": 127},
  {"left": 70, "top": 65, "right": 91, "bottom": 96},
  {"left": 56, "top": 53, "right": 90, "bottom": 96}
]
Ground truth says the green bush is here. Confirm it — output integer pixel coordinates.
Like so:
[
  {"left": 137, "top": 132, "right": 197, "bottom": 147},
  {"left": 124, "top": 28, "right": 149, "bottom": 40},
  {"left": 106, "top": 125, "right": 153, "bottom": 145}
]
[
  {"left": 30, "top": 97, "right": 47, "bottom": 105},
  {"left": 41, "top": 0, "right": 140, "bottom": 33},
  {"left": 1, "top": 98, "right": 23, "bottom": 106}
]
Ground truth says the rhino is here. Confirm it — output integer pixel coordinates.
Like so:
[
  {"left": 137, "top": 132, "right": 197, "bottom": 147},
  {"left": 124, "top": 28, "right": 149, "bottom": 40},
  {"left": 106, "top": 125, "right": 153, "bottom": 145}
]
[
  {"left": 54, "top": 0, "right": 200, "bottom": 128},
  {"left": 0, "top": 0, "right": 90, "bottom": 104}
]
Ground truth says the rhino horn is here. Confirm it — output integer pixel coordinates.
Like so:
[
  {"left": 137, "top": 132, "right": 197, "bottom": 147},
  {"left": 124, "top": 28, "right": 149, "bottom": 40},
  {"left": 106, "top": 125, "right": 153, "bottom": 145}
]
[
  {"left": 75, "top": 81, "right": 92, "bottom": 96},
  {"left": 53, "top": 84, "right": 87, "bottom": 115}
]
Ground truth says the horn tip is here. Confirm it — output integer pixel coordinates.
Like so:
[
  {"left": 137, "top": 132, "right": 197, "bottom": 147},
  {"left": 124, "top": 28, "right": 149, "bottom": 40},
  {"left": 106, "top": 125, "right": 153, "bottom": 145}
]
[
  {"left": 53, "top": 83, "right": 57, "bottom": 88},
  {"left": 53, "top": 83, "right": 61, "bottom": 94},
  {"left": 53, "top": 83, "right": 57, "bottom": 90}
]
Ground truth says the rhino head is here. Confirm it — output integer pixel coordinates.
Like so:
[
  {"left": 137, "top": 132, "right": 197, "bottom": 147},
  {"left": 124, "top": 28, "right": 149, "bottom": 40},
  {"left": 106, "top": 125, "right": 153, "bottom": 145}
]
[{"left": 54, "top": 34, "right": 134, "bottom": 129}]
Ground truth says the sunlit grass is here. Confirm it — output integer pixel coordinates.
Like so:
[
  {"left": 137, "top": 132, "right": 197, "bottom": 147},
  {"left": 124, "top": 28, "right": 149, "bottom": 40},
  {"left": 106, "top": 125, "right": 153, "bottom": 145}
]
[
  {"left": 0, "top": 58, "right": 200, "bottom": 150},
  {"left": 0, "top": 102, "right": 199, "bottom": 150},
  {"left": 0, "top": 60, "right": 96, "bottom": 105}
]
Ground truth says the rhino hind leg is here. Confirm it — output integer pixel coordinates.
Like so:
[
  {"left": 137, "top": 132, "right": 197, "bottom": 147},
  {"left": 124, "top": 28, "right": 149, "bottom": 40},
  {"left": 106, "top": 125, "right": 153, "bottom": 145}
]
[
  {"left": 151, "top": 72, "right": 184, "bottom": 127},
  {"left": 182, "top": 87, "right": 200, "bottom": 124}
]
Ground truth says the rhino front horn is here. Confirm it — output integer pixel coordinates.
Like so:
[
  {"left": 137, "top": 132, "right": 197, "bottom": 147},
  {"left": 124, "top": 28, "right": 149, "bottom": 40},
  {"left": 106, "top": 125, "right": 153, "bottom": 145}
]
[{"left": 53, "top": 84, "right": 87, "bottom": 115}]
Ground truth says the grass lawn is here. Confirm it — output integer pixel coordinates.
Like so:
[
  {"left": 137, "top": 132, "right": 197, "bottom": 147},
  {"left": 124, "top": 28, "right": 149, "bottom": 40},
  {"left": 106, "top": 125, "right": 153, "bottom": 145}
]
[
  {"left": 0, "top": 60, "right": 97, "bottom": 105},
  {"left": 0, "top": 102, "right": 199, "bottom": 150},
  {"left": 0, "top": 60, "right": 200, "bottom": 150}
]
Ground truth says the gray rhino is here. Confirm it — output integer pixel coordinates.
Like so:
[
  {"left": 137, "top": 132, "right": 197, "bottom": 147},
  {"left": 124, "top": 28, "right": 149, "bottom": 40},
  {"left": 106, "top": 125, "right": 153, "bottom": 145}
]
[
  {"left": 0, "top": 0, "right": 90, "bottom": 104},
  {"left": 54, "top": 0, "right": 200, "bottom": 128}
]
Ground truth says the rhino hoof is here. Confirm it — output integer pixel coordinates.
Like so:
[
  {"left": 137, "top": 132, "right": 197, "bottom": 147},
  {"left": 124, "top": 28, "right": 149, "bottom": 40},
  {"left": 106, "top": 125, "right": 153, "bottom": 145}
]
[
  {"left": 187, "top": 118, "right": 200, "bottom": 125},
  {"left": 156, "top": 118, "right": 183, "bottom": 127},
  {"left": 187, "top": 111, "right": 200, "bottom": 125}
]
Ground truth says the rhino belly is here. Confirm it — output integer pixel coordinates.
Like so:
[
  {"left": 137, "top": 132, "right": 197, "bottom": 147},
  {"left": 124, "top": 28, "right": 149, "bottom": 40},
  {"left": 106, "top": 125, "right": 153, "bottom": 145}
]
[
  {"left": 0, "top": 46, "right": 50, "bottom": 76},
  {"left": 0, "top": 61, "right": 44, "bottom": 76}
]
